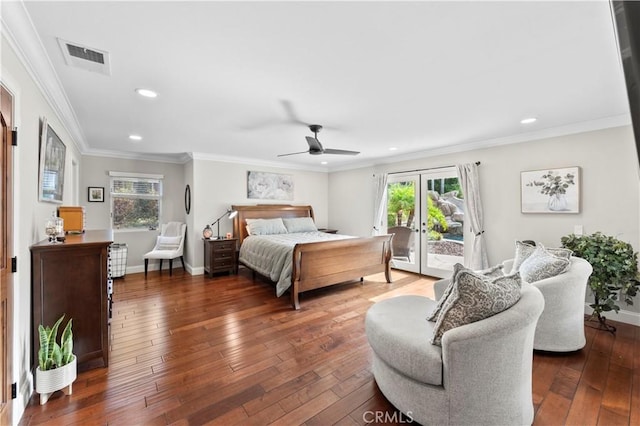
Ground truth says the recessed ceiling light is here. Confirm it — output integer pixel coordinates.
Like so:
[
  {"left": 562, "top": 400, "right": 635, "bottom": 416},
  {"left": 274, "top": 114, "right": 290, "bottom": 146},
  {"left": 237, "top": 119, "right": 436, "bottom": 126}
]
[
  {"left": 520, "top": 117, "right": 537, "bottom": 124},
  {"left": 135, "top": 88, "right": 158, "bottom": 98},
  {"left": 389, "top": 147, "right": 398, "bottom": 151},
  {"left": 321, "top": 161, "right": 328, "bottom": 165},
  {"left": 128, "top": 134, "right": 142, "bottom": 141}
]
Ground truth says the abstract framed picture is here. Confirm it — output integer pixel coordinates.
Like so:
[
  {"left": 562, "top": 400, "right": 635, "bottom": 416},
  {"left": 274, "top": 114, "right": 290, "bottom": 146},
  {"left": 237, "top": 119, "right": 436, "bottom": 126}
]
[
  {"left": 521, "top": 166, "right": 580, "bottom": 213},
  {"left": 88, "top": 187, "right": 104, "bottom": 202},
  {"left": 38, "top": 118, "right": 66, "bottom": 204},
  {"left": 247, "top": 171, "right": 293, "bottom": 200}
]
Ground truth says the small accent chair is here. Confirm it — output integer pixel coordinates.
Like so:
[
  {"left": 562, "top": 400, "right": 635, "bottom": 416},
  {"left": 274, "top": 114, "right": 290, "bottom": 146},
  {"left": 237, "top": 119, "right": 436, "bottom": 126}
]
[
  {"left": 365, "top": 286, "right": 544, "bottom": 426},
  {"left": 388, "top": 226, "right": 415, "bottom": 261},
  {"left": 143, "top": 222, "right": 186, "bottom": 277}
]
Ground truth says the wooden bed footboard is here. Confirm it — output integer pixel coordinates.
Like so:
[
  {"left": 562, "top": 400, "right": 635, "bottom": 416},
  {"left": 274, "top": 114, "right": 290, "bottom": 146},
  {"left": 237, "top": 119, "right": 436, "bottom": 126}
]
[
  {"left": 290, "top": 234, "right": 393, "bottom": 309},
  {"left": 232, "top": 204, "right": 393, "bottom": 310}
]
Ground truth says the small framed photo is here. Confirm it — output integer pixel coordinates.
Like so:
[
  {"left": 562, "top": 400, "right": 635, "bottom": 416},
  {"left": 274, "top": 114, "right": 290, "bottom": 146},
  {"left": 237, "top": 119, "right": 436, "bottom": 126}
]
[{"left": 88, "top": 186, "right": 104, "bottom": 202}]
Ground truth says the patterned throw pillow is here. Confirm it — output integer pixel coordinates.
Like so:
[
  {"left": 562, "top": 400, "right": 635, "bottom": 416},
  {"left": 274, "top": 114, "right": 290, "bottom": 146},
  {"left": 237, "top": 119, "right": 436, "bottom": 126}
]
[
  {"left": 427, "top": 264, "right": 465, "bottom": 322},
  {"left": 510, "top": 240, "right": 537, "bottom": 274},
  {"left": 518, "top": 244, "right": 570, "bottom": 283},
  {"left": 427, "top": 263, "right": 504, "bottom": 322},
  {"left": 430, "top": 267, "right": 522, "bottom": 346}
]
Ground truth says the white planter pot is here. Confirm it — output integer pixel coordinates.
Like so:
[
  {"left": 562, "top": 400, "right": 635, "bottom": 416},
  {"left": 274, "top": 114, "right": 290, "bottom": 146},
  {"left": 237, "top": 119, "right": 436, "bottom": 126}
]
[{"left": 35, "top": 355, "right": 77, "bottom": 405}]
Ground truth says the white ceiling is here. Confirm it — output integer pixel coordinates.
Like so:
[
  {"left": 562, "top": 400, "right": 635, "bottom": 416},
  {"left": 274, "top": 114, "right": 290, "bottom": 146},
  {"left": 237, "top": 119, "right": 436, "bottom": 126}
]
[{"left": 5, "top": 1, "right": 632, "bottom": 171}]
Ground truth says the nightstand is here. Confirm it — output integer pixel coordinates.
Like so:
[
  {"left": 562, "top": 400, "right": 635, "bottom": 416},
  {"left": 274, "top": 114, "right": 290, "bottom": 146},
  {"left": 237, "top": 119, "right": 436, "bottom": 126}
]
[
  {"left": 318, "top": 228, "right": 338, "bottom": 234},
  {"left": 203, "top": 238, "right": 237, "bottom": 277}
]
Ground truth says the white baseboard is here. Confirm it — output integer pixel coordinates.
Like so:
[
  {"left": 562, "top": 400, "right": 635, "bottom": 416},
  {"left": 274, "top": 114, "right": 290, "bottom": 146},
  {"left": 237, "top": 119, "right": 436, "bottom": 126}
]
[
  {"left": 121, "top": 263, "right": 204, "bottom": 276},
  {"left": 584, "top": 303, "right": 640, "bottom": 326}
]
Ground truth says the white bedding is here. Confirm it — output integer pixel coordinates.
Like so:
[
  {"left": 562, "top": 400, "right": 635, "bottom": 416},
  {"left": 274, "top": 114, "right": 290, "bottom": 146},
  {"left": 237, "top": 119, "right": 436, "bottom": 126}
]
[{"left": 238, "top": 231, "right": 353, "bottom": 297}]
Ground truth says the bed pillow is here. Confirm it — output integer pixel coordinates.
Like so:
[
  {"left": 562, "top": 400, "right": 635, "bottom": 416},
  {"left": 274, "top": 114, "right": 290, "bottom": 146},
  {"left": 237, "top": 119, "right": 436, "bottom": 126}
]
[
  {"left": 431, "top": 267, "right": 522, "bottom": 346},
  {"left": 282, "top": 217, "right": 318, "bottom": 233},
  {"left": 157, "top": 236, "right": 181, "bottom": 250},
  {"left": 518, "top": 244, "right": 570, "bottom": 283},
  {"left": 246, "top": 218, "right": 288, "bottom": 235}
]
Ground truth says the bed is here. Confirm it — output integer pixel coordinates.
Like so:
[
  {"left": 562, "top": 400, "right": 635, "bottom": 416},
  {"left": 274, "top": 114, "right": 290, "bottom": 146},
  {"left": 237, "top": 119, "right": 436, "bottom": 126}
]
[{"left": 232, "top": 204, "right": 393, "bottom": 309}]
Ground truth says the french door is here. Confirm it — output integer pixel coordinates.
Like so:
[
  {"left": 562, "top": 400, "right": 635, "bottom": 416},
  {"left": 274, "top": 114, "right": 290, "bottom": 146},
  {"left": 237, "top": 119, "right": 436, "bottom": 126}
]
[{"left": 386, "top": 167, "right": 465, "bottom": 278}]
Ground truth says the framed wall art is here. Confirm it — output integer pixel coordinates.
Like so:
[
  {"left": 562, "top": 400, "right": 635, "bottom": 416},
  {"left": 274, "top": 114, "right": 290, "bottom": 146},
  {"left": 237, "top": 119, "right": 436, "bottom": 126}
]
[
  {"left": 521, "top": 166, "right": 580, "bottom": 213},
  {"left": 88, "top": 187, "right": 105, "bottom": 202},
  {"left": 247, "top": 171, "right": 293, "bottom": 200},
  {"left": 38, "top": 118, "right": 66, "bottom": 204}
]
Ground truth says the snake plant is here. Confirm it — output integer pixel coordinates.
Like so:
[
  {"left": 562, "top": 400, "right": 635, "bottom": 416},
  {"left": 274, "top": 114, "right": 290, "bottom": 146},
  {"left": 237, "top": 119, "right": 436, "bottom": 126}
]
[{"left": 38, "top": 314, "right": 73, "bottom": 371}]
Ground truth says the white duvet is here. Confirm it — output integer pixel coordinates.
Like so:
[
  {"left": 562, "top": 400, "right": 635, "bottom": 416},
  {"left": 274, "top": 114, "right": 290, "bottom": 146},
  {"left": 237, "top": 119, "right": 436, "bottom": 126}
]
[{"left": 238, "top": 231, "right": 353, "bottom": 297}]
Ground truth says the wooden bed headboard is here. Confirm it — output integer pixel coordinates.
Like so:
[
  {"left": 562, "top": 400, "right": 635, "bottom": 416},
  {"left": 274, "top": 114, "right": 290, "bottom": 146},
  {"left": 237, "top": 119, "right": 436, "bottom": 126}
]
[{"left": 232, "top": 204, "right": 315, "bottom": 245}]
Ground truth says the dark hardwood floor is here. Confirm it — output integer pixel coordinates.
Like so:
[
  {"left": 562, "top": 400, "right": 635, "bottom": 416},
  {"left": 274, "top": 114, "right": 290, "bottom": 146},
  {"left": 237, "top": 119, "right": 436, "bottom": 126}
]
[{"left": 19, "top": 266, "right": 640, "bottom": 425}]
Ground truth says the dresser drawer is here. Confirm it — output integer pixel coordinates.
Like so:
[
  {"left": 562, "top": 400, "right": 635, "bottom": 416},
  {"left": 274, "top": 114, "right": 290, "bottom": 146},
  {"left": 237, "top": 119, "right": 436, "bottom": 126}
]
[{"left": 213, "top": 240, "right": 235, "bottom": 252}]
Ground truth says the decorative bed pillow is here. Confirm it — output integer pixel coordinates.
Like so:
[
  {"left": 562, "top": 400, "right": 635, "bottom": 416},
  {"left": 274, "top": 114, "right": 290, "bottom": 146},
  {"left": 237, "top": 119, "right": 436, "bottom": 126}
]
[
  {"left": 430, "top": 267, "right": 522, "bottom": 346},
  {"left": 157, "top": 236, "right": 181, "bottom": 250},
  {"left": 518, "top": 244, "right": 570, "bottom": 283},
  {"left": 246, "top": 218, "right": 288, "bottom": 235},
  {"left": 282, "top": 217, "right": 317, "bottom": 233}
]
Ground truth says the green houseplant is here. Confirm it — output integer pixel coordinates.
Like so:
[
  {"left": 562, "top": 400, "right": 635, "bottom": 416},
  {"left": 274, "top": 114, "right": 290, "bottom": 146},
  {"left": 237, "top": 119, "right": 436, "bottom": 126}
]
[
  {"left": 561, "top": 232, "right": 640, "bottom": 332},
  {"left": 36, "top": 315, "right": 76, "bottom": 405}
]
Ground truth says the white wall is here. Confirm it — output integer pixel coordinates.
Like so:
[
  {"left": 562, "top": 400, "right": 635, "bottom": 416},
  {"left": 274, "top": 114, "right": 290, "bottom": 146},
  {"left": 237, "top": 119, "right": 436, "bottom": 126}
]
[
  {"left": 188, "top": 158, "right": 329, "bottom": 273},
  {"left": 80, "top": 155, "right": 186, "bottom": 273},
  {"left": 329, "top": 125, "right": 640, "bottom": 319},
  {"left": 2, "top": 35, "right": 83, "bottom": 423}
]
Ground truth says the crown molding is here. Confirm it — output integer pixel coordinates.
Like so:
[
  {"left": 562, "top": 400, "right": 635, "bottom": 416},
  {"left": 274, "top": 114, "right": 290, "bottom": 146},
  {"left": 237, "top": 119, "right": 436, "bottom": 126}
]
[
  {"left": 1, "top": 1, "right": 88, "bottom": 153},
  {"left": 82, "top": 149, "right": 190, "bottom": 164}
]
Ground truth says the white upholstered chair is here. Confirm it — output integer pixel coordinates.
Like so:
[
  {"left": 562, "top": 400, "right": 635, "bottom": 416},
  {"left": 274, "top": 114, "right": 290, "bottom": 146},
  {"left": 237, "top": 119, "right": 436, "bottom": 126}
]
[
  {"left": 366, "top": 286, "right": 544, "bottom": 425},
  {"left": 143, "top": 222, "right": 186, "bottom": 277}
]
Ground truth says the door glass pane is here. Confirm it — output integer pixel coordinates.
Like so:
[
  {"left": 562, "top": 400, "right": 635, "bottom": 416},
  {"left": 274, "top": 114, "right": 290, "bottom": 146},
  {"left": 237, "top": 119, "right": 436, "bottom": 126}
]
[
  {"left": 386, "top": 177, "right": 419, "bottom": 273},
  {"left": 423, "top": 171, "right": 464, "bottom": 274}
]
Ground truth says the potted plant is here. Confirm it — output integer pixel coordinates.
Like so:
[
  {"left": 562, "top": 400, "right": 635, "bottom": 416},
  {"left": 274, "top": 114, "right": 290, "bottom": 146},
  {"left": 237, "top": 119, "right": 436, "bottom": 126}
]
[
  {"left": 561, "top": 232, "right": 640, "bottom": 333},
  {"left": 35, "top": 314, "right": 76, "bottom": 405}
]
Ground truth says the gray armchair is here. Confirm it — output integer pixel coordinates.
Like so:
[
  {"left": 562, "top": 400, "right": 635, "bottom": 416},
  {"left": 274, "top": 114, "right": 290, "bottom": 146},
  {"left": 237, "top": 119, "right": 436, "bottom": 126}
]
[
  {"left": 388, "top": 226, "right": 415, "bottom": 261},
  {"left": 365, "top": 286, "right": 544, "bottom": 425}
]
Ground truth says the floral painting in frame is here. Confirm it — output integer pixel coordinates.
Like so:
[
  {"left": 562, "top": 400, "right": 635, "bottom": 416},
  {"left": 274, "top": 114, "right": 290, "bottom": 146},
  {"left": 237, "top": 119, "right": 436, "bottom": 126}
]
[{"left": 521, "top": 166, "right": 580, "bottom": 213}]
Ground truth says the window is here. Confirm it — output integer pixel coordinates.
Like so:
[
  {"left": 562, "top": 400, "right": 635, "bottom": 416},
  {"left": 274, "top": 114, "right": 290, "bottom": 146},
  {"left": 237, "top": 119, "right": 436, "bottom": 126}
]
[{"left": 110, "top": 172, "right": 163, "bottom": 230}]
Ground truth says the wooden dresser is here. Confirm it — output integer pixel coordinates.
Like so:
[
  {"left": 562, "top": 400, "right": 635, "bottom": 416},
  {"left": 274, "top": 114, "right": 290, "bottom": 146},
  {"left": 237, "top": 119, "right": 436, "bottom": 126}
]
[{"left": 30, "top": 230, "right": 113, "bottom": 370}]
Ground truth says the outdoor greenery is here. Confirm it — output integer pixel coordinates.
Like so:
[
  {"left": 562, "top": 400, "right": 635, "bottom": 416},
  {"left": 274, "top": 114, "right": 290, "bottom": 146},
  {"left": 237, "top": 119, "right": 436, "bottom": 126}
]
[
  {"left": 561, "top": 232, "right": 639, "bottom": 326},
  {"left": 387, "top": 182, "right": 415, "bottom": 227},
  {"left": 427, "top": 197, "right": 447, "bottom": 240},
  {"left": 426, "top": 178, "right": 463, "bottom": 198},
  {"left": 112, "top": 198, "right": 159, "bottom": 229},
  {"left": 38, "top": 314, "right": 73, "bottom": 371}
]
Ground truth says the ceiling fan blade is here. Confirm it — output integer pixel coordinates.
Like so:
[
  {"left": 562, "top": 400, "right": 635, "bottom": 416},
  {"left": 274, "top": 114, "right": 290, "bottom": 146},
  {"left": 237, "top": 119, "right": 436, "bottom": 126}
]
[
  {"left": 305, "top": 136, "right": 323, "bottom": 152},
  {"left": 277, "top": 150, "right": 310, "bottom": 157},
  {"left": 280, "top": 100, "right": 309, "bottom": 126},
  {"left": 322, "top": 148, "right": 360, "bottom": 155}
]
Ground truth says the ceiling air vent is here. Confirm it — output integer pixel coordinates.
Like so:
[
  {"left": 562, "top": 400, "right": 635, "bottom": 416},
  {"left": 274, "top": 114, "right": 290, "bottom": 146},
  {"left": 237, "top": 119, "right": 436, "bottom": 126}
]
[{"left": 57, "top": 38, "right": 111, "bottom": 76}]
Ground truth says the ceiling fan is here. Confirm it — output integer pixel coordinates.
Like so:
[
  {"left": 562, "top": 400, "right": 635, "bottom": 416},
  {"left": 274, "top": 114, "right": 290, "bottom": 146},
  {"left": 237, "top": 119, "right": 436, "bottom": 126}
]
[{"left": 278, "top": 124, "right": 360, "bottom": 157}]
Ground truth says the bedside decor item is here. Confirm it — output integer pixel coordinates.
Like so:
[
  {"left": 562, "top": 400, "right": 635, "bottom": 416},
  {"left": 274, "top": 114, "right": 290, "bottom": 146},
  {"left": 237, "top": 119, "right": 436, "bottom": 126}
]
[
  {"left": 36, "top": 314, "right": 76, "bottom": 405},
  {"left": 88, "top": 186, "right": 104, "bottom": 202},
  {"left": 202, "top": 225, "right": 213, "bottom": 239},
  {"left": 247, "top": 171, "right": 293, "bottom": 200},
  {"left": 39, "top": 118, "right": 66, "bottom": 204},
  {"left": 561, "top": 232, "right": 640, "bottom": 333},
  {"left": 210, "top": 209, "right": 238, "bottom": 239},
  {"left": 521, "top": 167, "right": 580, "bottom": 213}
]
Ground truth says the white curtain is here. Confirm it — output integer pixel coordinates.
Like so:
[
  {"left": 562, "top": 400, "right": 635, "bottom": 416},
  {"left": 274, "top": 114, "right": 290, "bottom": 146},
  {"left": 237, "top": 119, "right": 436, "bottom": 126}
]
[
  {"left": 456, "top": 163, "right": 489, "bottom": 269},
  {"left": 372, "top": 173, "right": 388, "bottom": 235}
]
